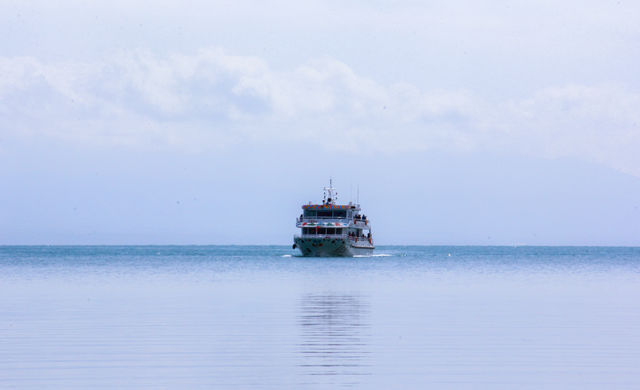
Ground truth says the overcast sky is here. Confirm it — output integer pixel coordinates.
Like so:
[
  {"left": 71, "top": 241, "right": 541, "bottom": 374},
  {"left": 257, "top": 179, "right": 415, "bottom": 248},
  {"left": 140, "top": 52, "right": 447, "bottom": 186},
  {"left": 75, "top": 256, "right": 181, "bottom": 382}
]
[{"left": 1, "top": 0, "right": 639, "bottom": 245}]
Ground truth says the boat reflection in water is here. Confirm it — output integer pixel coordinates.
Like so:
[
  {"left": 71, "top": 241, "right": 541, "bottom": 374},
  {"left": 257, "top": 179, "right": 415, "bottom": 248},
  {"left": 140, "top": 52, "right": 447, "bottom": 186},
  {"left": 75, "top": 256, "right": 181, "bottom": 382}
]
[{"left": 298, "top": 293, "right": 371, "bottom": 386}]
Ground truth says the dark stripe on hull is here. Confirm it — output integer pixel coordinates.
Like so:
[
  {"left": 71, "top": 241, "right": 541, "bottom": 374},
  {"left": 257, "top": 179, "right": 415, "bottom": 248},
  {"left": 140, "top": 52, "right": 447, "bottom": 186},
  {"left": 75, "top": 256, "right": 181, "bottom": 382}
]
[{"left": 294, "top": 237, "right": 374, "bottom": 257}]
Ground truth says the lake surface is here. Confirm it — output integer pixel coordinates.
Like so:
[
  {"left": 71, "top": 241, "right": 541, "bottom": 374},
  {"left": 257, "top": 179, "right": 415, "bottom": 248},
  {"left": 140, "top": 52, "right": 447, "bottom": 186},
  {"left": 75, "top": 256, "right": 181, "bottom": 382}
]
[{"left": 1, "top": 246, "right": 639, "bottom": 389}]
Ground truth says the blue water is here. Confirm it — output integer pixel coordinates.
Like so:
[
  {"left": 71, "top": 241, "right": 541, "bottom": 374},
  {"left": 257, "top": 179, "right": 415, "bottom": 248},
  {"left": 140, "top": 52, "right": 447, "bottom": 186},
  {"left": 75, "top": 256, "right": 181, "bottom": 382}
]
[{"left": 1, "top": 246, "right": 639, "bottom": 389}]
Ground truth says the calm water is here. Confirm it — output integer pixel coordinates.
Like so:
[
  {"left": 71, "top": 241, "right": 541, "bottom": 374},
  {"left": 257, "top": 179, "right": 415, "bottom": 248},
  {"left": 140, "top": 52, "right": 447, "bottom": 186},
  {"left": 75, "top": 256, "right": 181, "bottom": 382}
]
[{"left": 1, "top": 246, "right": 639, "bottom": 389}]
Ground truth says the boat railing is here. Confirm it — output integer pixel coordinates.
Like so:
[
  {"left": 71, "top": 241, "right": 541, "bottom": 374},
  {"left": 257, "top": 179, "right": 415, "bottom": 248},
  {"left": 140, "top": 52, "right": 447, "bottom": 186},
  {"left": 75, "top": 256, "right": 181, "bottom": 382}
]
[
  {"left": 297, "top": 218, "right": 351, "bottom": 223},
  {"left": 295, "top": 234, "right": 347, "bottom": 239},
  {"left": 348, "top": 234, "right": 373, "bottom": 242},
  {"left": 297, "top": 217, "right": 369, "bottom": 225},
  {"left": 294, "top": 234, "right": 372, "bottom": 241}
]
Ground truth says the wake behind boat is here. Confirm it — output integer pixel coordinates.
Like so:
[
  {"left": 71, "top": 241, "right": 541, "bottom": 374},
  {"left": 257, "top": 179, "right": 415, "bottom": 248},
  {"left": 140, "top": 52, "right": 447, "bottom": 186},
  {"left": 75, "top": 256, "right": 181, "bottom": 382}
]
[{"left": 293, "top": 181, "right": 374, "bottom": 257}]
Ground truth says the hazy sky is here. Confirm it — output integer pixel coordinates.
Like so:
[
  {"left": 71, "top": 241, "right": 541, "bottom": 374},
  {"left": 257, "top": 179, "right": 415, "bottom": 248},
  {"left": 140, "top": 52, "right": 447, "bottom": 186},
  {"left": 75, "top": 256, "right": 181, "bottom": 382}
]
[{"left": 1, "top": 0, "right": 639, "bottom": 245}]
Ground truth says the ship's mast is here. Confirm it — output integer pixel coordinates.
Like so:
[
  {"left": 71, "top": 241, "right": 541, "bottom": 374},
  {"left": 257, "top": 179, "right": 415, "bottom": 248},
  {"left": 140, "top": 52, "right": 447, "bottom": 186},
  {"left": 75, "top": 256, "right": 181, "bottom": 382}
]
[{"left": 323, "top": 178, "right": 338, "bottom": 205}]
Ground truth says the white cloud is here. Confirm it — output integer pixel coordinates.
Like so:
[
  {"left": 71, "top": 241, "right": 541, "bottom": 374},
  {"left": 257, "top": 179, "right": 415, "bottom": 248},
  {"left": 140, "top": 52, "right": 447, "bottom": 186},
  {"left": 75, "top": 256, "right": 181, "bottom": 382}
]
[
  {"left": 497, "top": 85, "right": 640, "bottom": 175},
  {"left": 1, "top": 49, "right": 639, "bottom": 175}
]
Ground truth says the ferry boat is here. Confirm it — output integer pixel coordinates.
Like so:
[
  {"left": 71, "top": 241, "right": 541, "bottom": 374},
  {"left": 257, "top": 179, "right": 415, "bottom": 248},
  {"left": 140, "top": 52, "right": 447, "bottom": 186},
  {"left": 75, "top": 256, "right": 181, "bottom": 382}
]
[{"left": 293, "top": 181, "right": 374, "bottom": 257}]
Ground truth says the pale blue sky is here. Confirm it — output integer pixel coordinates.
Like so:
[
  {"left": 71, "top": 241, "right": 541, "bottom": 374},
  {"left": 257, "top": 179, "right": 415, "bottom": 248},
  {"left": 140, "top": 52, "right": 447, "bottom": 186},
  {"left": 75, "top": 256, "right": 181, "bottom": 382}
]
[{"left": 1, "top": 0, "right": 639, "bottom": 245}]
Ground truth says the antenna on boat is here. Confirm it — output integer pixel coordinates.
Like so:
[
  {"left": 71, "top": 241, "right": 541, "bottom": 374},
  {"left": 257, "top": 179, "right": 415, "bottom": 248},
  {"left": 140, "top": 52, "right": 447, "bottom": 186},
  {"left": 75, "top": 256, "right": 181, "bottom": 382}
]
[
  {"left": 357, "top": 185, "right": 360, "bottom": 206},
  {"left": 350, "top": 184, "right": 353, "bottom": 204},
  {"left": 324, "top": 178, "right": 337, "bottom": 205}
]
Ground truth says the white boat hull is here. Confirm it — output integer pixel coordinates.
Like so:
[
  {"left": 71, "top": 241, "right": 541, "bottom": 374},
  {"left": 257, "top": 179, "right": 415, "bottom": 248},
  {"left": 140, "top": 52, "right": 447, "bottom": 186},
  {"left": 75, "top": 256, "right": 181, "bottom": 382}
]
[{"left": 294, "top": 236, "right": 374, "bottom": 257}]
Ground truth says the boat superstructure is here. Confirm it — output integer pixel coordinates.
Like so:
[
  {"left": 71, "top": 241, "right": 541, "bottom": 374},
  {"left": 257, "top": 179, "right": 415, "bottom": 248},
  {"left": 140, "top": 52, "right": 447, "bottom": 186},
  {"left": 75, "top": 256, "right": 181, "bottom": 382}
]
[{"left": 293, "top": 180, "right": 374, "bottom": 257}]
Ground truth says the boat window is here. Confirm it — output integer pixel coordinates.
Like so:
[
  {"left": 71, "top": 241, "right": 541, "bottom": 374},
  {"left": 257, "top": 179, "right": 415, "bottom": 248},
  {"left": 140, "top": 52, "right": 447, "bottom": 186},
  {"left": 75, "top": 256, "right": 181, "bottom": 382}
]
[
  {"left": 317, "top": 210, "right": 332, "bottom": 218},
  {"left": 333, "top": 210, "right": 347, "bottom": 218},
  {"left": 304, "top": 210, "right": 317, "bottom": 217},
  {"left": 335, "top": 228, "right": 342, "bottom": 235},
  {"left": 326, "top": 228, "right": 335, "bottom": 235},
  {"left": 318, "top": 227, "right": 326, "bottom": 235}
]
